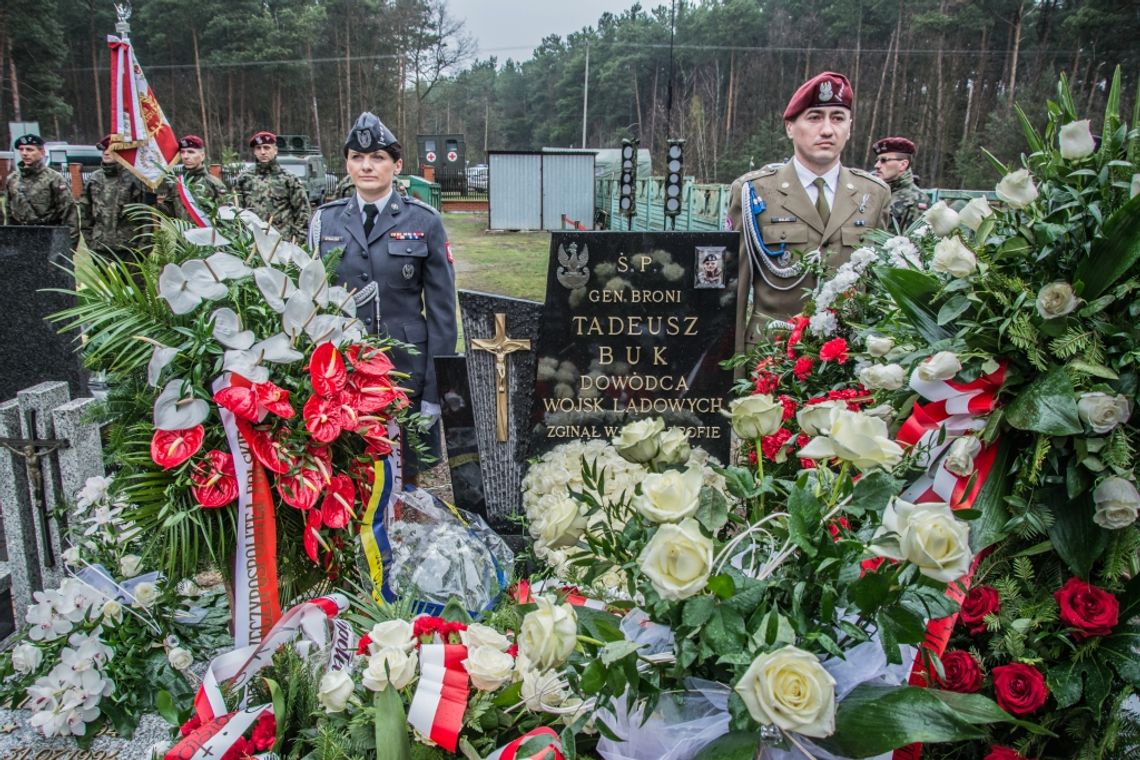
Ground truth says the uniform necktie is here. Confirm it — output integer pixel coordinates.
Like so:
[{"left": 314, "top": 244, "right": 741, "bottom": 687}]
[
  {"left": 813, "top": 177, "right": 830, "bottom": 225},
  {"left": 363, "top": 203, "right": 379, "bottom": 236}
]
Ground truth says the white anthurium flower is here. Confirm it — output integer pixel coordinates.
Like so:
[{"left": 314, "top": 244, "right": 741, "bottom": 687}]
[
  {"left": 209, "top": 307, "right": 256, "bottom": 350},
  {"left": 223, "top": 350, "right": 270, "bottom": 384},
  {"left": 305, "top": 314, "right": 345, "bottom": 345},
  {"left": 282, "top": 291, "right": 318, "bottom": 339},
  {"left": 146, "top": 345, "right": 178, "bottom": 388},
  {"left": 158, "top": 264, "right": 204, "bottom": 315},
  {"left": 183, "top": 259, "right": 230, "bottom": 300},
  {"left": 328, "top": 286, "right": 357, "bottom": 317},
  {"left": 205, "top": 252, "right": 252, "bottom": 281},
  {"left": 253, "top": 267, "right": 297, "bottom": 313},
  {"left": 251, "top": 221, "right": 290, "bottom": 266},
  {"left": 182, "top": 227, "right": 232, "bottom": 248},
  {"left": 299, "top": 259, "right": 330, "bottom": 307},
  {"left": 215, "top": 205, "right": 240, "bottom": 221},
  {"left": 280, "top": 240, "right": 312, "bottom": 269},
  {"left": 153, "top": 379, "right": 209, "bottom": 430},
  {"left": 223, "top": 333, "right": 304, "bottom": 383},
  {"left": 339, "top": 318, "right": 365, "bottom": 346},
  {"left": 253, "top": 333, "right": 304, "bottom": 364}
]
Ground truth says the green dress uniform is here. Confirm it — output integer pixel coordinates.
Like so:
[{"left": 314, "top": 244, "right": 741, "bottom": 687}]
[
  {"left": 729, "top": 161, "right": 890, "bottom": 352},
  {"left": 4, "top": 159, "right": 77, "bottom": 238},
  {"left": 885, "top": 169, "right": 930, "bottom": 231},
  {"left": 79, "top": 162, "right": 150, "bottom": 256},
  {"left": 233, "top": 159, "right": 310, "bottom": 241}
]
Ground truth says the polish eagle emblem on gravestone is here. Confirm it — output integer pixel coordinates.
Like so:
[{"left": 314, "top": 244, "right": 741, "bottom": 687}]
[{"left": 556, "top": 242, "right": 590, "bottom": 289}]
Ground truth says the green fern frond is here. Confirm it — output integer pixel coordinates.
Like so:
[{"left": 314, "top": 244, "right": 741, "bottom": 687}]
[
  {"left": 1013, "top": 556, "right": 1035, "bottom": 584},
  {"left": 1050, "top": 328, "right": 1093, "bottom": 359},
  {"left": 1104, "top": 428, "right": 1134, "bottom": 472}
]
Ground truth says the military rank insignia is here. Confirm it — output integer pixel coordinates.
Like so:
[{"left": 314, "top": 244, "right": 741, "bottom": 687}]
[{"left": 390, "top": 231, "right": 426, "bottom": 241}]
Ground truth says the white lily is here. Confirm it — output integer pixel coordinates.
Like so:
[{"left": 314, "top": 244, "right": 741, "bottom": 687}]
[
  {"left": 153, "top": 379, "right": 209, "bottom": 430},
  {"left": 328, "top": 286, "right": 357, "bottom": 317},
  {"left": 254, "top": 267, "right": 297, "bottom": 313},
  {"left": 282, "top": 291, "right": 318, "bottom": 339},
  {"left": 146, "top": 345, "right": 178, "bottom": 388},
  {"left": 209, "top": 308, "right": 256, "bottom": 350},
  {"left": 299, "top": 259, "right": 330, "bottom": 307},
  {"left": 182, "top": 227, "right": 232, "bottom": 248}
]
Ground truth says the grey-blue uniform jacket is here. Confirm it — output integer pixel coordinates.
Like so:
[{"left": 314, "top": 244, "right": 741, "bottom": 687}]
[{"left": 308, "top": 193, "right": 457, "bottom": 406}]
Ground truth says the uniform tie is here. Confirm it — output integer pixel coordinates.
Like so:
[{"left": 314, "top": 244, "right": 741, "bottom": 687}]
[
  {"left": 813, "top": 177, "right": 830, "bottom": 225},
  {"left": 363, "top": 203, "right": 379, "bottom": 237}
]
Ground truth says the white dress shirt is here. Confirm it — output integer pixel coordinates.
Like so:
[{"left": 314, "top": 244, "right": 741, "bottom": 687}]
[
  {"left": 355, "top": 189, "right": 394, "bottom": 223},
  {"left": 793, "top": 157, "right": 840, "bottom": 211}
]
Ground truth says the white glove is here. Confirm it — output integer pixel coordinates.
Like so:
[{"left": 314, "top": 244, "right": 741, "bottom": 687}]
[{"left": 418, "top": 400, "right": 441, "bottom": 430}]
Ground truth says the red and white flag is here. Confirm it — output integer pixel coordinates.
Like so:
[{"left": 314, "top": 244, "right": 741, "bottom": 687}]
[{"left": 107, "top": 34, "right": 179, "bottom": 189}]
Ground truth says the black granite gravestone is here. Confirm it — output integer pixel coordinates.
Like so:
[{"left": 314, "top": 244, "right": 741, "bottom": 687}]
[
  {"left": 434, "top": 354, "right": 486, "bottom": 517},
  {"left": 532, "top": 231, "right": 739, "bottom": 461},
  {"left": 0, "top": 227, "right": 86, "bottom": 401}
]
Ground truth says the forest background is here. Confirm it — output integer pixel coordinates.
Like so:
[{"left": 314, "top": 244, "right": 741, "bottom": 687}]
[{"left": 2, "top": 0, "right": 1137, "bottom": 188}]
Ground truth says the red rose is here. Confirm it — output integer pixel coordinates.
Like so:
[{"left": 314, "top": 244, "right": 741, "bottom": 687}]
[
  {"left": 1054, "top": 577, "right": 1119, "bottom": 639},
  {"left": 992, "top": 663, "right": 1048, "bottom": 715},
  {"left": 819, "top": 337, "right": 849, "bottom": 364},
  {"left": 933, "top": 650, "right": 983, "bottom": 693},
  {"left": 960, "top": 585, "right": 1000, "bottom": 635},
  {"left": 793, "top": 356, "right": 814, "bottom": 380},
  {"left": 984, "top": 747, "right": 1025, "bottom": 760}
]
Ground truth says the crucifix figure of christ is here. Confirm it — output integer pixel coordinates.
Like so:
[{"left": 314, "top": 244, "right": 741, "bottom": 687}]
[{"left": 470, "top": 312, "right": 531, "bottom": 442}]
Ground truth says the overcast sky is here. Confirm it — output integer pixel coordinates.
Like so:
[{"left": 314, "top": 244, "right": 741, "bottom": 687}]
[{"left": 448, "top": 0, "right": 651, "bottom": 62}]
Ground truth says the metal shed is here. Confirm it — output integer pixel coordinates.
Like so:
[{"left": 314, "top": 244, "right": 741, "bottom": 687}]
[{"left": 487, "top": 151, "right": 595, "bottom": 231}]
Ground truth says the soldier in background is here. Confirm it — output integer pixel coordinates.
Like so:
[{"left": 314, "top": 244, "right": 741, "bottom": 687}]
[
  {"left": 233, "top": 130, "right": 310, "bottom": 240},
  {"left": 309, "top": 112, "right": 457, "bottom": 487},
  {"left": 3, "top": 134, "right": 77, "bottom": 239},
  {"left": 872, "top": 136, "right": 929, "bottom": 231},
  {"left": 177, "top": 135, "right": 228, "bottom": 208},
  {"left": 729, "top": 72, "right": 890, "bottom": 350},
  {"left": 79, "top": 135, "right": 150, "bottom": 260}
]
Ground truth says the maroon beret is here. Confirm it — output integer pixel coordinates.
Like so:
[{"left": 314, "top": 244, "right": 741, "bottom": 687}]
[
  {"left": 873, "top": 136, "right": 916, "bottom": 156},
  {"left": 179, "top": 135, "right": 205, "bottom": 150},
  {"left": 783, "top": 72, "right": 854, "bottom": 121},
  {"left": 95, "top": 135, "right": 113, "bottom": 151},
  {"left": 249, "top": 131, "right": 277, "bottom": 147}
]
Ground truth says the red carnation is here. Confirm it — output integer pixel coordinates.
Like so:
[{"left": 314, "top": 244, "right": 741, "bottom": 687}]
[
  {"left": 934, "top": 650, "right": 983, "bottom": 693},
  {"left": 960, "top": 585, "right": 1001, "bottom": 635},
  {"left": 220, "top": 735, "right": 254, "bottom": 760},
  {"left": 414, "top": 615, "right": 447, "bottom": 641},
  {"left": 150, "top": 425, "right": 205, "bottom": 469},
  {"left": 309, "top": 342, "right": 347, "bottom": 398},
  {"left": 793, "top": 356, "right": 814, "bottom": 381},
  {"left": 992, "top": 663, "right": 1048, "bottom": 715},
  {"left": 754, "top": 370, "right": 779, "bottom": 395},
  {"left": 777, "top": 394, "right": 797, "bottom": 421},
  {"left": 190, "top": 450, "right": 239, "bottom": 508},
  {"left": 819, "top": 337, "right": 849, "bottom": 364},
  {"left": 1054, "top": 577, "right": 1119, "bottom": 639},
  {"left": 984, "top": 746, "right": 1026, "bottom": 760},
  {"left": 785, "top": 315, "right": 809, "bottom": 358},
  {"left": 250, "top": 711, "right": 276, "bottom": 751},
  {"left": 827, "top": 517, "right": 851, "bottom": 541},
  {"left": 761, "top": 428, "right": 793, "bottom": 461},
  {"left": 356, "top": 633, "right": 373, "bottom": 655}
]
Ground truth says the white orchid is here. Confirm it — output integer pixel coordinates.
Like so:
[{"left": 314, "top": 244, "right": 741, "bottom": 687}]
[
  {"left": 145, "top": 344, "right": 178, "bottom": 388},
  {"left": 209, "top": 307, "right": 256, "bottom": 350},
  {"left": 223, "top": 333, "right": 304, "bottom": 383},
  {"left": 253, "top": 267, "right": 297, "bottom": 313},
  {"left": 153, "top": 379, "right": 209, "bottom": 430}
]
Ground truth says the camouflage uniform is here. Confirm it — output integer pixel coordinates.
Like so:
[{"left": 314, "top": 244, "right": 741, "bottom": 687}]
[
  {"left": 184, "top": 166, "right": 229, "bottom": 206},
  {"left": 4, "top": 160, "right": 77, "bottom": 237},
  {"left": 79, "top": 163, "right": 152, "bottom": 256},
  {"left": 885, "top": 169, "right": 929, "bottom": 232},
  {"left": 233, "top": 159, "right": 310, "bottom": 240}
]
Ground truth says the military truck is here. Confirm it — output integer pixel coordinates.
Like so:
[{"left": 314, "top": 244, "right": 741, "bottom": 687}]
[
  {"left": 275, "top": 134, "right": 332, "bottom": 205},
  {"left": 416, "top": 133, "right": 466, "bottom": 194}
]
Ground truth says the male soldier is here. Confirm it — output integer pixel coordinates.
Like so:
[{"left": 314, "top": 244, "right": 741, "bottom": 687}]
[
  {"left": 4, "top": 134, "right": 77, "bottom": 237},
  {"left": 233, "top": 130, "right": 310, "bottom": 240},
  {"left": 309, "top": 113, "right": 457, "bottom": 487},
  {"left": 79, "top": 136, "right": 152, "bottom": 261},
  {"left": 729, "top": 71, "right": 890, "bottom": 352},
  {"left": 177, "top": 135, "right": 228, "bottom": 209},
  {"left": 872, "top": 136, "right": 929, "bottom": 231}
]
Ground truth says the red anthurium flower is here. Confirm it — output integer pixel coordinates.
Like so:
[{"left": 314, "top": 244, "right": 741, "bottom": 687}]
[
  {"left": 303, "top": 506, "right": 323, "bottom": 563},
  {"left": 276, "top": 465, "right": 324, "bottom": 510},
  {"left": 190, "top": 450, "right": 239, "bottom": 508},
  {"left": 214, "top": 384, "right": 262, "bottom": 422},
  {"left": 357, "top": 415, "right": 396, "bottom": 452},
  {"left": 345, "top": 344, "right": 396, "bottom": 376},
  {"left": 303, "top": 395, "right": 343, "bottom": 443},
  {"left": 366, "top": 440, "right": 394, "bottom": 459},
  {"left": 151, "top": 426, "right": 205, "bottom": 469},
  {"left": 336, "top": 391, "right": 361, "bottom": 432},
  {"left": 321, "top": 474, "right": 356, "bottom": 529},
  {"left": 254, "top": 380, "right": 295, "bottom": 419},
  {"left": 347, "top": 374, "right": 409, "bottom": 414},
  {"left": 309, "top": 342, "right": 347, "bottom": 398},
  {"left": 239, "top": 422, "right": 292, "bottom": 475},
  {"left": 306, "top": 444, "right": 334, "bottom": 485},
  {"left": 349, "top": 458, "right": 376, "bottom": 505}
]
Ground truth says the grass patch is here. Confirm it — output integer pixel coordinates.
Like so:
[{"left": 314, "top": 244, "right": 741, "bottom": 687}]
[{"left": 443, "top": 212, "right": 550, "bottom": 302}]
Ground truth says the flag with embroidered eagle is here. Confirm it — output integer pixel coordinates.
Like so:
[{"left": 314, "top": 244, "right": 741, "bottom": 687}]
[{"left": 107, "top": 34, "right": 179, "bottom": 189}]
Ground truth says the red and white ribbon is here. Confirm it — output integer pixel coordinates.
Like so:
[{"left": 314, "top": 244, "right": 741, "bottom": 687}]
[
  {"left": 513, "top": 579, "right": 609, "bottom": 611},
  {"left": 486, "top": 726, "right": 564, "bottom": 760},
  {"left": 407, "top": 643, "right": 470, "bottom": 752},
  {"left": 176, "top": 176, "right": 210, "bottom": 229}
]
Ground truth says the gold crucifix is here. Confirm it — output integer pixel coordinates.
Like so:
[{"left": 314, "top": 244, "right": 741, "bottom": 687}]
[{"left": 470, "top": 312, "right": 531, "bottom": 442}]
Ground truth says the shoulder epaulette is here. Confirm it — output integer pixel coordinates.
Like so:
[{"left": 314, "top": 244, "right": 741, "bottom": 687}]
[
  {"left": 316, "top": 196, "right": 351, "bottom": 212},
  {"left": 735, "top": 163, "right": 784, "bottom": 185},
  {"left": 848, "top": 167, "right": 890, "bottom": 191},
  {"left": 404, "top": 196, "right": 440, "bottom": 216}
]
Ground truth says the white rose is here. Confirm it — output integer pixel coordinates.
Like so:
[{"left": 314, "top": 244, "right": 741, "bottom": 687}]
[
  {"left": 317, "top": 669, "right": 355, "bottom": 712},
  {"left": 634, "top": 466, "right": 704, "bottom": 523},
  {"left": 463, "top": 646, "right": 515, "bottom": 691},
  {"left": 931, "top": 237, "right": 977, "bottom": 278},
  {"left": 529, "top": 495, "right": 587, "bottom": 550},
  {"left": 872, "top": 499, "right": 972, "bottom": 582},
  {"left": 923, "top": 201, "right": 961, "bottom": 237},
  {"left": 1077, "top": 392, "right": 1132, "bottom": 434},
  {"left": 361, "top": 647, "right": 417, "bottom": 691},
  {"left": 996, "top": 169, "right": 1039, "bottom": 209},
  {"left": 101, "top": 599, "right": 123, "bottom": 622},
  {"left": 367, "top": 619, "right": 416, "bottom": 654},
  {"left": 461, "top": 623, "right": 511, "bottom": 652},
  {"left": 958, "top": 197, "right": 994, "bottom": 232},
  {"left": 858, "top": 363, "right": 906, "bottom": 391},
  {"left": 637, "top": 518, "right": 714, "bottom": 601},
  {"left": 797, "top": 408, "right": 904, "bottom": 472},
  {"left": 520, "top": 666, "right": 568, "bottom": 712},
  {"left": 734, "top": 646, "right": 836, "bottom": 738},
  {"left": 119, "top": 554, "right": 142, "bottom": 578},
  {"left": 654, "top": 427, "right": 691, "bottom": 466},
  {"left": 726, "top": 395, "right": 784, "bottom": 439},
  {"left": 131, "top": 581, "right": 158, "bottom": 608},
  {"left": 943, "top": 436, "right": 983, "bottom": 478},
  {"left": 796, "top": 400, "right": 845, "bottom": 437},
  {"left": 1092, "top": 477, "right": 1140, "bottom": 530},
  {"left": 11, "top": 643, "right": 43, "bottom": 674},
  {"left": 916, "top": 351, "right": 962, "bottom": 382},
  {"left": 1035, "top": 282, "right": 1079, "bottom": 320},
  {"left": 612, "top": 417, "right": 665, "bottom": 463},
  {"left": 167, "top": 647, "right": 193, "bottom": 671},
  {"left": 518, "top": 596, "right": 578, "bottom": 672},
  {"left": 865, "top": 335, "right": 894, "bottom": 358},
  {"left": 1059, "top": 119, "right": 1096, "bottom": 160}
]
